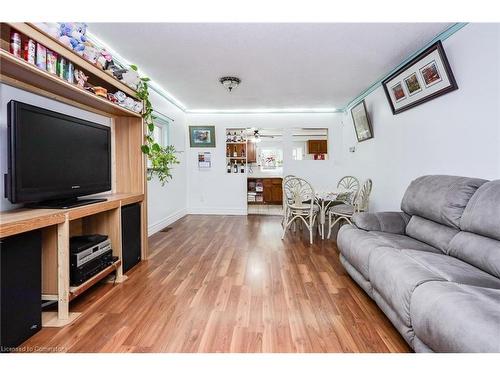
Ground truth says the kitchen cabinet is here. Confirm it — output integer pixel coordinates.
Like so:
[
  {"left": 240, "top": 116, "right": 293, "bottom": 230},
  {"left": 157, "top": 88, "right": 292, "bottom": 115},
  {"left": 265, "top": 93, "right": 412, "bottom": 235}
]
[
  {"left": 248, "top": 177, "right": 282, "bottom": 204},
  {"left": 307, "top": 140, "right": 328, "bottom": 154},
  {"left": 247, "top": 142, "right": 257, "bottom": 163}
]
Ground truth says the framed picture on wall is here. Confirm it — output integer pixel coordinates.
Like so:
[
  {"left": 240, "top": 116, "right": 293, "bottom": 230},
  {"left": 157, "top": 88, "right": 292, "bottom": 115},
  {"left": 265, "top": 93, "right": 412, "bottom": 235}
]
[
  {"left": 351, "top": 100, "right": 374, "bottom": 142},
  {"left": 382, "top": 41, "right": 458, "bottom": 115},
  {"left": 189, "top": 126, "right": 216, "bottom": 147}
]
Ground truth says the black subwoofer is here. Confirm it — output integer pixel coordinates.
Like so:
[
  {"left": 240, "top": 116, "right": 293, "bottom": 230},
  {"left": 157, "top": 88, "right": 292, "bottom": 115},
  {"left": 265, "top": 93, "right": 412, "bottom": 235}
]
[
  {"left": 1, "top": 230, "right": 42, "bottom": 351},
  {"left": 121, "top": 203, "right": 141, "bottom": 273}
]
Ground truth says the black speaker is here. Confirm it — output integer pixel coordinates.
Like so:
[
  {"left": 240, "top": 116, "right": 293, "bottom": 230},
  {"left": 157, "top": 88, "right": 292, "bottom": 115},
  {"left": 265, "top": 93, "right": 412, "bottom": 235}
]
[
  {"left": 121, "top": 203, "right": 141, "bottom": 273},
  {"left": 1, "top": 230, "right": 42, "bottom": 352}
]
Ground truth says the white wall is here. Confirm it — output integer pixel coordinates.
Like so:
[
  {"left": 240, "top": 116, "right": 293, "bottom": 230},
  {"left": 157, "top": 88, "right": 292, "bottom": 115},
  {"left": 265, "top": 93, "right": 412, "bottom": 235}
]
[
  {"left": 186, "top": 24, "right": 500, "bottom": 215},
  {"left": 146, "top": 90, "right": 188, "bottom": 235},
  {"left": 339, "top": 23, "right": 500, "bottom": 211},
  {"left": 186, "top": 113, "right": 343, "bottom": 214},
  {"left": 0, "top": 84, "right": 111, "bottom": 212}
]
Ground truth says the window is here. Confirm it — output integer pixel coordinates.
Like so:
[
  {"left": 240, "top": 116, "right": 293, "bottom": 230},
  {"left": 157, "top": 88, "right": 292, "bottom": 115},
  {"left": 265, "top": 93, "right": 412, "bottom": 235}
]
[
  {"left": 147, "top": 115, "right": 170, "bottom": 168},
  {"left": 152, "top": 116, "right": 170, "bottom": 147}
]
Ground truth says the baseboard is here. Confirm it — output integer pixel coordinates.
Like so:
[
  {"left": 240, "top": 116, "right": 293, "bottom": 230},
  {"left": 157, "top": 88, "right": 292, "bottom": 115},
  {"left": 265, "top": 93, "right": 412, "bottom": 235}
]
[
  {"left": 188, "top": 206, "right": 248, "bottom": 216},
  {"left": 148, "top": 208, "right": 187, "bottom": 236}
]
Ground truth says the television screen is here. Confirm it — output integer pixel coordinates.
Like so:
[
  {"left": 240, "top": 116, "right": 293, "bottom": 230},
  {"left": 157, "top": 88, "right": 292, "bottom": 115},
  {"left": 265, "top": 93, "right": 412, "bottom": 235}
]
[{"left": 7, "top": 100, "right": 111, "bottom": 204}]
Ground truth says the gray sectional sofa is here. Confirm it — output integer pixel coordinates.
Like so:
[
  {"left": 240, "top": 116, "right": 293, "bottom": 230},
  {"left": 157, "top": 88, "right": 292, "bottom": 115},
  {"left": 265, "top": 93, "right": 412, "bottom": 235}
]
[{"left": 337, "top": 175, "right": 500, "bottom": 353}]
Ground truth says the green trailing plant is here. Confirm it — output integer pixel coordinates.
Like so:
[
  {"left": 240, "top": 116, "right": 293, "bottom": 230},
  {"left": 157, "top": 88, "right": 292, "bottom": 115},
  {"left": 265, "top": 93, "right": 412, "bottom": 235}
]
[{"left": 132, "top": 65, "right": 180, "bottom": 185}]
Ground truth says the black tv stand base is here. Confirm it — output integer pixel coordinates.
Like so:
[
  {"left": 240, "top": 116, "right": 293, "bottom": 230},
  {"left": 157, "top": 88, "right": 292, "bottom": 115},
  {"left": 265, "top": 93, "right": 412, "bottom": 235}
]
[{"left": 27, "top": 197, "right": 107, "bottom": 209}]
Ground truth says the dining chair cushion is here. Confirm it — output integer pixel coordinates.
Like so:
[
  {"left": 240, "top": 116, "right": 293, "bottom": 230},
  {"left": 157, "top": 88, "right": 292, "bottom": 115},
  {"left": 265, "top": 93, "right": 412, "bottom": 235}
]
[
  {"left": 330, "top": 204, "right": 355, "bottom": 215},
  {"left": 289, "top": 204, "right": 319, "bottom": 212}
]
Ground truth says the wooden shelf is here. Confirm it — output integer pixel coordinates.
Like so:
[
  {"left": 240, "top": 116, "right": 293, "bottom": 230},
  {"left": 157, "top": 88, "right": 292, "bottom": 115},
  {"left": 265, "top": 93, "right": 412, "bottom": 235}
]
[
  {"left": 10, "top": 23, "right": 137, "bottom": 98},
  {"left": 0, "top": 209, "right": 66, "bottom": 239},
  {"left": 69, "top": 260, "right": 121, "bottom": 301},
  {"left": 0, "top": 50, "right": 141, "bottom": 118},
  {"left": 0, "top": 193, "right": 144, "bottom": 238},
  {"left": 226, "top": 142, "right": 247, "bottom": 144}
]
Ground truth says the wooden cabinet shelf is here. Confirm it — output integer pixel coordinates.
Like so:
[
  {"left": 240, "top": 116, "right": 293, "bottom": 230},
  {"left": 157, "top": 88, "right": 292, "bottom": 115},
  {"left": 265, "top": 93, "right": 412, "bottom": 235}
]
[
  {"left": 0, "top": 50, "right": 141, "bottom": 118},
  {"left": 0, "top": 193, "right": 144, "bottom": 238},
  {"left": 8, "top": 22, "right": 137, "bottom": 98},
  {"left": 69, "top": 260, "right": 121, "bottom": 301},
  {"left": 0, "top": 23, "right": 147, "bottom": 330}
]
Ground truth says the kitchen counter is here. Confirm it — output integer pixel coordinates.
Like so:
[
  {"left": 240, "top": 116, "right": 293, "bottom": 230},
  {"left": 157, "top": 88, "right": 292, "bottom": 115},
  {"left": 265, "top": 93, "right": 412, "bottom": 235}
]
[{"left": 247, "top": 167, "right": 283, "bottom": 179}]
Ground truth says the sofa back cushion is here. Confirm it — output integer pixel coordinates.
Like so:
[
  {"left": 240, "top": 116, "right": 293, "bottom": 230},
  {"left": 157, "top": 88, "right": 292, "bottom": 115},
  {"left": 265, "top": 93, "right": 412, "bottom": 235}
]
[
  {"left": 406, "top": 216, "right": 459, "bottom": 253},
  {"left": 401, "top": 175, "right": 487, "bottom": 229},
  {"left": 447, "top": 232, "right": 500, "bottom": 278},
  {"left": 460, "top": 180, "right": 500, "bottom": 241}
]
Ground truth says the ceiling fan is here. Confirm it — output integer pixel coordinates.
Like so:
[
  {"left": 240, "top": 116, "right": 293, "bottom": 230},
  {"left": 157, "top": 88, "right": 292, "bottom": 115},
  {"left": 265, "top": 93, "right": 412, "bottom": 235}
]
[{"left": 251, "top": 129, "right": 275, "bottom": 143}]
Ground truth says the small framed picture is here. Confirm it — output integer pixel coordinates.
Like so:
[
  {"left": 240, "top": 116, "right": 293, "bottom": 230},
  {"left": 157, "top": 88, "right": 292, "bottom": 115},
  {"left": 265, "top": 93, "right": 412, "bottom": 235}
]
[
  {"left": 351, "top": 100, "right": 374, "bottom": 143},
  {"left": 404, "top": 72, "right": 422, "bottom": 96},
  {"left": 189, "top": 126, "right": 216, "bottom": 148},
  {"left": 382, "top": 41, "right": 458, "bottom": 115}
]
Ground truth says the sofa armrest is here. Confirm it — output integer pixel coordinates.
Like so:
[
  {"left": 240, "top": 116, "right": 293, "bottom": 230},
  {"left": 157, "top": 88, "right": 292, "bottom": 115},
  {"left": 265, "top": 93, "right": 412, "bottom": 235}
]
[{"left": 352, "top": 212, "right": 410, "bottom": 234}]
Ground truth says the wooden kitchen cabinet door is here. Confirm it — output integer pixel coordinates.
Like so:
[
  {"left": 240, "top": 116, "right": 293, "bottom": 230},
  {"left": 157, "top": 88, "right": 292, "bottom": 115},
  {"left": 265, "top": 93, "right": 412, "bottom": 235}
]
[
  {"left": 247, "top": 142, "right": 257, "bottom": 163},
  {"left": 271, "top": 185, "right": 283, "bottom": 203},
  {"left": 307, "top": 140, "right": 327, "bottom": 154}
]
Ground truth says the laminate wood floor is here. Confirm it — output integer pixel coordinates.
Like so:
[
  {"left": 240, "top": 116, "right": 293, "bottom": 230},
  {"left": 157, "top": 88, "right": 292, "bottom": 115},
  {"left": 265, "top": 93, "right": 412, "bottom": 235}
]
[{"left": 22, "top": 215, "right": 411, "bottom": 353}]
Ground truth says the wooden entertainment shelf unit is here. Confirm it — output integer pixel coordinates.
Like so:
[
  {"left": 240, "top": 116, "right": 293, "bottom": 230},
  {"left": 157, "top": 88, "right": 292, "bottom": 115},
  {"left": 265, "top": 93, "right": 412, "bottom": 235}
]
[{"left": 0, "top": 23, "right": 147, "bottom": 327}]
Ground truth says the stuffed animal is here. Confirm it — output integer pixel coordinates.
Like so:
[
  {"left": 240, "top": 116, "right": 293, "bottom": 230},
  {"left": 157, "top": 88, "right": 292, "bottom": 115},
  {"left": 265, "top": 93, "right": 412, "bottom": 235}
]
[
  {"left": 120, "top": 69, "right": 140, "bottom": 90},
  {"left": 96, "top": 49, "right": 113, "bottom": 70},
  {"left": 74, "top": 69, "right": 89, "bottom": 88},
  {"left": 133, "top": 101, "right": 144, "bottom": 113},
  {"left": 114, "top": 91, "right": 127, "bottom": 103},
  {"left": 82, "top": 43, "right": 99, "bottom": 64},
  {"left": 59, "top": 23, "right": 88, "bottom": 54}
]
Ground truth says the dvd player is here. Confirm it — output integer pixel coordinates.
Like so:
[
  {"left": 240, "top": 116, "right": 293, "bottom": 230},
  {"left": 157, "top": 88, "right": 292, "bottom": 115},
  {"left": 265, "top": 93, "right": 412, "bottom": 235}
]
[{"left": 70, "top": 234, "right": 116, "bottom": 286}]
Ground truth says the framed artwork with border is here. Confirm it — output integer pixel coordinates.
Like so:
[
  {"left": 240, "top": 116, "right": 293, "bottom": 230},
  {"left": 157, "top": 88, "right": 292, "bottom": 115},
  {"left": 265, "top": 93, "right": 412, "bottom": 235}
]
[
  {"left": 351, "top": 100, "right": 374, "bottom": 142},
  {"left": 189, "top": 126, "right": 216, "bottom": 148},
  {"left": 382, "top": 41, "right": 458, "bottom": 115}
]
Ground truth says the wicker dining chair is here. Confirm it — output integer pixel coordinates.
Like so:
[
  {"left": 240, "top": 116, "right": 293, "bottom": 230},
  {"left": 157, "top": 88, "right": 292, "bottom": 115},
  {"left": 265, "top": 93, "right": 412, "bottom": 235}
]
[
  {"left": 327, "top": 179, "right": 372, "bottom": 239},
  {"left": 335, "top": 175, "right": 360, "bottom": 205},
  {"left": 281, "top": 175, "right": 296, "bottom": 228},
  {"left": 281, "top": 177, "right": 319, "bottom": 244}
]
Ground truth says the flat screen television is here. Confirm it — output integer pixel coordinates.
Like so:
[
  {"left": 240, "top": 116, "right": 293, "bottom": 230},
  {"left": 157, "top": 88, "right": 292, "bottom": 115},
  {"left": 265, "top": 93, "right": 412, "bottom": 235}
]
[{"left": 6, "top": 100, "right": 111, "bottom": 208}]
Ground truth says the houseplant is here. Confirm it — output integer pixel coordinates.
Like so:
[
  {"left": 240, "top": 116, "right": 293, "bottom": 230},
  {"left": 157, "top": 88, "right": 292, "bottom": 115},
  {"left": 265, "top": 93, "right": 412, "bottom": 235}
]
[{"left": 133, "top": 65, "right": 180, "bottom": 185}]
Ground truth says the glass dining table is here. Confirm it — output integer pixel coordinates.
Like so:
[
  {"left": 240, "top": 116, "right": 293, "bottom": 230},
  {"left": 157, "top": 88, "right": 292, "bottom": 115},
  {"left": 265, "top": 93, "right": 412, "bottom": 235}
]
[{"left": 315, "top": 190, "right": 347, "bottom": 239}]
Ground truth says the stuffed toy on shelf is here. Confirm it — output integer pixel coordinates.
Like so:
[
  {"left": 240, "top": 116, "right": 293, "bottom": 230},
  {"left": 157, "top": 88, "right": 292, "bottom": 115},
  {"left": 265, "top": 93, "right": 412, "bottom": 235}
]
[{"left": 59, "top": 23, "right": 88, "bottom": 55}]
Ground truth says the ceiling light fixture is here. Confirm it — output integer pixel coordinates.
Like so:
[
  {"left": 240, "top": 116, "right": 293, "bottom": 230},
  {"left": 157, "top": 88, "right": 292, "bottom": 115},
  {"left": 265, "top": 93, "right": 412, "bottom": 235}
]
[{"left": 219, "top": 76, "right": 241, "bottom": 92}]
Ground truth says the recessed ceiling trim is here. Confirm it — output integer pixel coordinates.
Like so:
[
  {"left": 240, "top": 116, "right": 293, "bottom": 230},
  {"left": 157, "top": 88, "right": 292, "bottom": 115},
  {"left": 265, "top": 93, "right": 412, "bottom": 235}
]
[
  {"left": 89, "top": 23, "right": 467, "bottom": 115},
  {"left": 186, "top": 108, "right": 341, "bottom": 114},
  {"left": 86, "top": 31, "right": 187, "bottom": 111}
]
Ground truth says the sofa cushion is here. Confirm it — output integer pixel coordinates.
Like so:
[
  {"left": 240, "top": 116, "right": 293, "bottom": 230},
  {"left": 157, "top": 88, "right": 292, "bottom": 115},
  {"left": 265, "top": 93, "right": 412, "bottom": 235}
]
[
  {"left": 337, "top": 225, "right": 386, "bottom": 280},
  {"left": 369, "top": 248, "right": 500, "bottom": 329},
  {"left": 337, "top": 225, "right": 440, "bottom": 281},
  {"left": 401, "top": 175, "right": 487, "bottom": 229},
  {"left": 411, "top": 282, "right": 500, "bottom": 352},
  {"left": 353, "top": 211, "right": 410, "bottom": 234},
  {"left": 370, "top": 231, "right": 441, "bottom": 254},
  {"left": 447, "top": 231, "right": 500, "bottom": 279},
  {"left": 460, "top": 180, "right": 500, "bottom": 241},
  {"left": 401, "top": 249, "right": 500, "bottom": 289},
  {"left": 405, "top": 215, "right": 459, "bottom": 252},
  {"left": 368, "top": 247, "right": 445, "bottom": 327}
]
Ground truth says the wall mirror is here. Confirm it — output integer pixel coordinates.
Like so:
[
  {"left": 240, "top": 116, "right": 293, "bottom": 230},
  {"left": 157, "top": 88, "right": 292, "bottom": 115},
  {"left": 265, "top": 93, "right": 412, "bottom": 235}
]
[{"left": 291, "top": 128, "right": 329, "bottom": 160}]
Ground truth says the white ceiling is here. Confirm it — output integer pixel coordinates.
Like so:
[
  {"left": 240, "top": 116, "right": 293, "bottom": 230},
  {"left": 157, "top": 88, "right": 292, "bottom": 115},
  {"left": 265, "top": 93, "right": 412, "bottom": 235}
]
[{"left": 88, "top": 23, "right": 452, "bottom": 111}]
